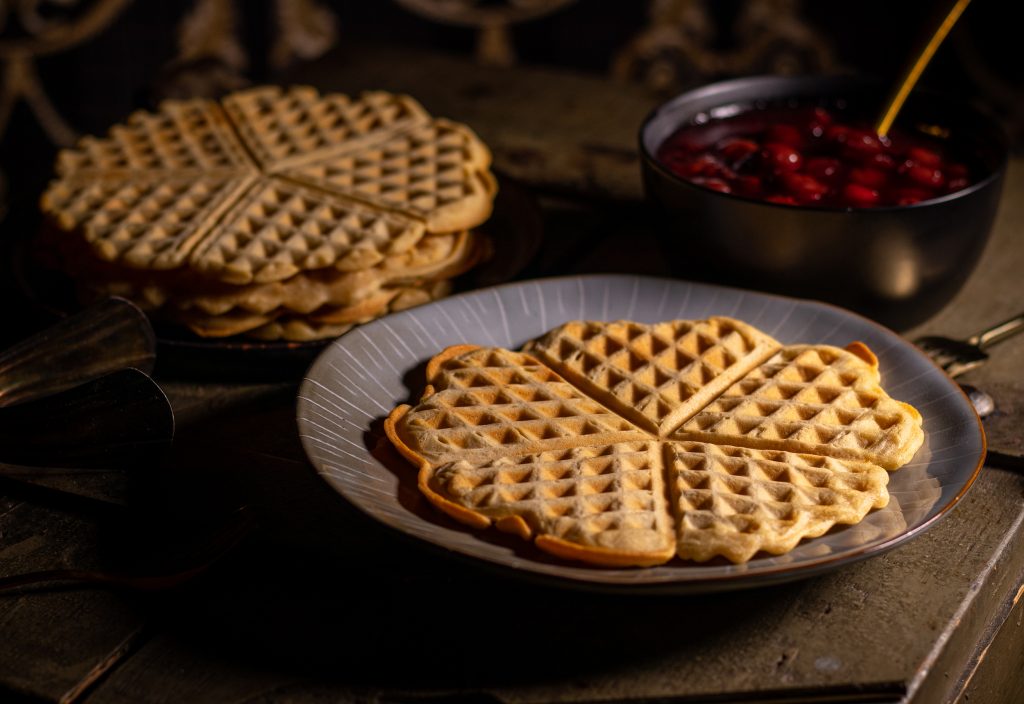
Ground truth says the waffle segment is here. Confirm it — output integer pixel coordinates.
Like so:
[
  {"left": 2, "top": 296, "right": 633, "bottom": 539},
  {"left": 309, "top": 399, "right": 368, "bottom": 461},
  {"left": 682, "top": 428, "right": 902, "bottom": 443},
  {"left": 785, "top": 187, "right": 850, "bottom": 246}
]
[
  {"left": 188, "top": 177, "right": 427, "bottom": 285},
  {"left": 41, "top": 174, "right": 256, "bottom": 270},
  {"left": 221, "top": 86, "right": 430, "bottom": 170},
  {"left": 387, "top": 345, "right": 650, "bottom": 468},
  {"left": 55, "top": 99, "right": 254, "bottom": 176},
  {"left": 423, "top": 442, "right": 676, "bottom": 566},
  {"left": 526, "top": 318, "right": 779, "bottom": 436},
  {"left": 285, "top": 118, "right": 496, "bottom": 233},
  {"left": 674, "top": 344, "right": 924, "bottom": 469},
  {"left": 665, "top": 441, "right": 890, "bottom": 563}
]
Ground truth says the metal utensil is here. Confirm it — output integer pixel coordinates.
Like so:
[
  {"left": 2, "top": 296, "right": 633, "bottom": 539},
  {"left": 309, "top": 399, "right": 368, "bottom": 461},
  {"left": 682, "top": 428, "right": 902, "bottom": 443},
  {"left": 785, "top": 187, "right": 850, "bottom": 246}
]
[
  {"left": 0, "top": 368, "right": 174, "bottom": 468},
  {"left": 914, "top": 312, "right": 1024, "bottom": 378},
  {"left": 0, "top": 297, "right": 156, "bottom": 409}
]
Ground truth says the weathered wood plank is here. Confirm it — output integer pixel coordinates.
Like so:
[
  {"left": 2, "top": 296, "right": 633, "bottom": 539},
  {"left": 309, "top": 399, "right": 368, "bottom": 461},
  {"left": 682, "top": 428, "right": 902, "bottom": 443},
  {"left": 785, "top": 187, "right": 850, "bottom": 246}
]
[
  {"left": 955, "top": 590, "right": 1024, "bottom": 704},
  {"left": 82, "top": 395, "right": 1024, "bottom": 704},
  {"left": 0, "top": 499, "right": 147, "bottom": 703}
]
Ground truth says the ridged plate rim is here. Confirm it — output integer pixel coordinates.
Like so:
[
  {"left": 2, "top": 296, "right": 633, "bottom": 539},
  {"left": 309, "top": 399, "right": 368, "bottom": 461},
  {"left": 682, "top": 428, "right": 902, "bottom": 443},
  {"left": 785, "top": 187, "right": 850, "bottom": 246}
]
[{"left": 297, "top": 274, "right": 985, "bottom": 592}]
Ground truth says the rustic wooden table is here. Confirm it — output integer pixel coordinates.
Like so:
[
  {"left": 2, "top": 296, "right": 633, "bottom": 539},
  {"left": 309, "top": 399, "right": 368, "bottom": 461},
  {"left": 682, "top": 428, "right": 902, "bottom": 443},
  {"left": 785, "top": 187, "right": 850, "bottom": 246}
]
[{"left": 1, "top": 47, "right": 1023, "bottom": 703}]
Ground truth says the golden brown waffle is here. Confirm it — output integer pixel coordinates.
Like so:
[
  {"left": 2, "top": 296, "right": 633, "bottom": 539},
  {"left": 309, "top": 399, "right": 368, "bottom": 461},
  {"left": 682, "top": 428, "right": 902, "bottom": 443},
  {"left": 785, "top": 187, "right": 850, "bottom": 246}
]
[
  {"left": 284, "top": 119, "right": 497, "bottom": 233},
  {"left": 526, "top": 318, "right": 779, "bottom": 436},
  {"left": 386, "top": 319, "right": 923, "bottom": 567},
  {"left": 55, "top": 98, "right": 254, "bottom": 175},
  {"left": 387, "top": 345, "right": 649, "bottom": 467},
  {"left": 247, "top": 318, "right": 354, "bottom": 342},
  {"left": 242, "top": 280, "right": 448, "bottom": 342},
  {"left": 220, "top": 87, "right": 429, "bottom": 170},
  {"left": 40, "top": 86, "right": 496, "bottom": 339},
  {"left": 187, "top": 177, "right": 428, "bottom": 285},
  {"left": 666, "top": 442, "right": 889, "bottom": 563},
  {"left": 306, "top": 280, "right": 452, "bottom": 325},
  {"left": 425, "top": 441, "right": 676, "bottom": 566},
  {"left": 169, "top": 230, "right": 476, "bottom": 316},
  {"left": 673, "top": 344, "right": 924, "bottom": 469},
  {"left": 41, "top": 174, "right": 256, "bottom": 270},
  {"left": 44, "top": 87, "right": 492, "bottom": 275},
  {"left": 177, "top": 279, "right": 453, "bottom": 339}
]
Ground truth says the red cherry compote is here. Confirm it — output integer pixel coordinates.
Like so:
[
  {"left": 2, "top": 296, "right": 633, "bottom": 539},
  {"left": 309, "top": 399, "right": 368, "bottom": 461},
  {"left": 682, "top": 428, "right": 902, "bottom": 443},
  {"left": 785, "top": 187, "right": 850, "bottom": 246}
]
[{"left": 656, "top": 104, "right": 977, "bottom": 208}]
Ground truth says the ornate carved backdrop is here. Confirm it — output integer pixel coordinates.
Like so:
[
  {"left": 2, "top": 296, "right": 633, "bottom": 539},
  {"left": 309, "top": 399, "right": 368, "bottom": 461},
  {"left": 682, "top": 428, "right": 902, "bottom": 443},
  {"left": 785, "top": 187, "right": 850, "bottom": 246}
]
[{"left": 0, "top": 0, "right": 1019, "bottom": 225}]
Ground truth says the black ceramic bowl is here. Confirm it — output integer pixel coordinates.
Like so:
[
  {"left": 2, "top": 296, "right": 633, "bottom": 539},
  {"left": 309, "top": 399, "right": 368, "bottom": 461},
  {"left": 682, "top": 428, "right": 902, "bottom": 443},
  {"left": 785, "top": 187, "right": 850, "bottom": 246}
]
[{"left": 640, "top": 75, "right": 1008, "bottom": 330}]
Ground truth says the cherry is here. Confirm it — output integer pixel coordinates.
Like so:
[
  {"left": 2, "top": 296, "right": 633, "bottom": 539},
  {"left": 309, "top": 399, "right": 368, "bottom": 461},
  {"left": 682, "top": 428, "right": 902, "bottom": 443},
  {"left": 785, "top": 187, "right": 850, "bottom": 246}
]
[
  {"left": 842, "top": 130, "right": 886, "bottom": 163},
  {"left": 907, "top": 146, "right": 941, "bottom": 167},
  {"left": 761, "top": 142, "right": 803, "bottom": 172},
  {"left": 848, "top": 167, "right": 888, "bottom": 190},
  {"left": 868, "top": 152, "right": 897, "bottom": 171},
  {"left": 680, "top": 153, "right": 734, "bottom": 180},
  {"left": 824, "top": 124, "right": 851, "bottom": 144},
  {"left": 780, "top": 172, "right": 828, "bottom": 203},
  {"left": 906, "top": 164, "right": 945, "bottom": 189},
  {"left": 892, "top": 187, "right": 934, "bottom": 205},
  {"left": 715, "top": 137, "right": 759, "bottom": 169},
  {"left": 841, "top": 183, "right": 880, "bottom": 207},
  {"left": 805, "top": 157, "right": 843, "bottom": 184},
  {"left": 806, "top": 107, "right": 833, "bottom": 138},
  {"left": 764, "top": 124, "right": 804, "bottom": 148},
  {"left": 656, "top": 102, "right": 978, "bottom": 209}
]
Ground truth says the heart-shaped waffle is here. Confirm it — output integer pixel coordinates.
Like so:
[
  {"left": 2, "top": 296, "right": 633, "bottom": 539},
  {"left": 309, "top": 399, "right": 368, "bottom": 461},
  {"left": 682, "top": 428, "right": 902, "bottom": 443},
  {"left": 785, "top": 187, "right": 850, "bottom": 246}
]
[
  {"left": 43, "top": 87, "right": 494, "bottom": 280},
  {"left": 386, "top": 318, "right": 923, "bottom": 566},
  {"left": 40, "top": 86, "right": 496, "bottom": 340}
]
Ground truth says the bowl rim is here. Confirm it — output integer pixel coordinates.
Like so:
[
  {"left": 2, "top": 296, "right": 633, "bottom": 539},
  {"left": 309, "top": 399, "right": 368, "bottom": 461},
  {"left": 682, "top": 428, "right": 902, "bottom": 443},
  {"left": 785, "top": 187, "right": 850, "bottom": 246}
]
[{"left": 638, "top": 73, "right": 1009, "bottom": 214}]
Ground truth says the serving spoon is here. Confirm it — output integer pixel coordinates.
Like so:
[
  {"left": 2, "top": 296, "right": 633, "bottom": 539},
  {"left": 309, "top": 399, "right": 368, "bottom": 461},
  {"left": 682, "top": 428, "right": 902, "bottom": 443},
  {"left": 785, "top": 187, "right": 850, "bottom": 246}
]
[{"left": 875, "top": 0, "right": 973, "bottom": 137}]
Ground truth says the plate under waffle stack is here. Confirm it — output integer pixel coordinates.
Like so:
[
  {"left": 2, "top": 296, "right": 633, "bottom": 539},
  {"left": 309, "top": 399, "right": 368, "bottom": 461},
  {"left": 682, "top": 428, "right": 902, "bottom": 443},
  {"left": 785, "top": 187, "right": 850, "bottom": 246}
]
[{"left": 39, "top": 87, "right": 497, "bottom": 341}]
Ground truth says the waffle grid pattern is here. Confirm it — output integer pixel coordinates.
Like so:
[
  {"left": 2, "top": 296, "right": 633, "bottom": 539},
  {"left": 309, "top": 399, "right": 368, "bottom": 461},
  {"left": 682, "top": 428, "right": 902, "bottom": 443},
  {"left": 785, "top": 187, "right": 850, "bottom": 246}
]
[
  {"left": 391, "top": 321, "right": 923, "bottom": 565},
  {"left": 527, "top": 318, "right": 777, "bottom": 435},
  {"left": 676, "top": 345, "right": 923, "bottom": 468},
  {"left": 221, "top": 87, "right": 429, "bottom": 169},
  {"left": 42, "top": 86, "right": 494, "bottom": 281},
  {"left": 666, "top": 442, "right": 889, "bottom": 562},
  {"left": 188, "top": 178, "right": 427, "bottom": 285},
  {"left": 435, "top": 442, "right": 675, "bottom": 553},
  {"left": 284, "top": 119, "right": 495, "bottom": 230},
  {"left": 56, "top": 100, "right": 254, "bottom": 175},
  {"left": 40, "top": 174, "right": 254, "bottom": 270},
  {"left": 401, "top": 348, "right": 648, "bottom": 465}
]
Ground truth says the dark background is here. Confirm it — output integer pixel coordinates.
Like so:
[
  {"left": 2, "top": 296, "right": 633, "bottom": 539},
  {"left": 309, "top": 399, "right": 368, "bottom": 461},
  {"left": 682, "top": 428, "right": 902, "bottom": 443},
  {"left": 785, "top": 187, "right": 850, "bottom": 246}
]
[{"left": 1, "top": 0, "right": 1020, "bottom": 346}]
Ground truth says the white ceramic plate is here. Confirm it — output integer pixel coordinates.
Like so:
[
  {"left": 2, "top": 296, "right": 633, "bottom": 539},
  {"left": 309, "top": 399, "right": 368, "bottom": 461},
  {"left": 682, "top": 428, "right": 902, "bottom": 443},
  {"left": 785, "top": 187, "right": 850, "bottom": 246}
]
[{"left": 297, "top": 275, "right": 985, "bottom": 592}]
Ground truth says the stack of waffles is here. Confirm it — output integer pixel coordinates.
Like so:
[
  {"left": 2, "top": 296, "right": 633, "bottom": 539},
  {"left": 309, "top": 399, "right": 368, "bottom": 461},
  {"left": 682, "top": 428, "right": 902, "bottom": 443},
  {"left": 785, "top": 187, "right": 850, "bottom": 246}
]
[
  {"left": 385, "top": 318, "right": 924, "bottom": 566},
  {"left": 39, "top": 86, "right": 497, "bottom": 341}
]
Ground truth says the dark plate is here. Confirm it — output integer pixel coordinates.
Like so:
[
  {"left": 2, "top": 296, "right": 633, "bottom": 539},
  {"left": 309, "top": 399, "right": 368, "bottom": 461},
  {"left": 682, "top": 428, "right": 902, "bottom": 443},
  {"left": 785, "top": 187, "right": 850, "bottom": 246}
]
[
  {"left": 15, "top": 173, "right": 542, "bottom": 380},
  {"left": 297, "top": 274, "right": 985, "bottom": 594}
]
